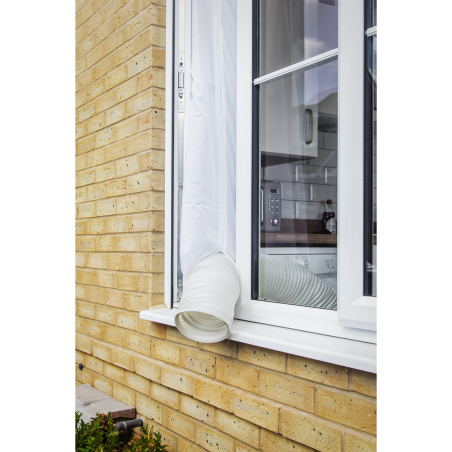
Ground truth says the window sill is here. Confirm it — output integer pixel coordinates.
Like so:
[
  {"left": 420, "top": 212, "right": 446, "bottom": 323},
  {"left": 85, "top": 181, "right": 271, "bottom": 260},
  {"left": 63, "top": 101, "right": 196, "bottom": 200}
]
[{"left": 140, "top": 308, "right": 376, "bottom": 373}]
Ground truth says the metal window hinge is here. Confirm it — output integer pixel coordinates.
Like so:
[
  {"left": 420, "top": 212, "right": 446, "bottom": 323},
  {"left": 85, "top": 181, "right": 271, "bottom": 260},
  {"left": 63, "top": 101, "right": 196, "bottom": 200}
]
[{"left": 178, "top": 53, "right": 184, "bottom": 112}]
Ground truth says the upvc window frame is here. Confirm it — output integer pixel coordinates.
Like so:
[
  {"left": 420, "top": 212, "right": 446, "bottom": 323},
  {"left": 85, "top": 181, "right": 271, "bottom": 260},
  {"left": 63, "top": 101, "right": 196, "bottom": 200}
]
[{"left": 148, "top": 0, "right": 377, "bottom": 373}]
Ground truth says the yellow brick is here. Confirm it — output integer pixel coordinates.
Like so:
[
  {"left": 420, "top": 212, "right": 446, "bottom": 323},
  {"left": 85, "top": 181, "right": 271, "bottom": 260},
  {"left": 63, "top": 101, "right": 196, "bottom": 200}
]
[
  {"left": 139, "top": 273, "right": 164, "bottom": 293},
  {"left": 105, "top": 325, "right": 126, "bottom": 346},
  {"left": 116, "top": 310, "right": 139, "bottom": 330},
  {"left": 86, "top": 319, "right": 105, "bottom": 340},
  {"left": 78, "top": 202, "right": 96, "bottom": 219},
  {"left": 126, "top": 254, "right": 150, "bottom": 272},
  {"left": 117, "top": 272, "right": 140, "bottom": 291},
  {"left": 92, "top": 340, "right": 111, "bottom": 362},
  {"left": 93, "top": 375, "right": 113, "bottom": 396},
  {"left": 96, "top": 127, "right": 116, "bottom": 149},
  {"left": 198, "top": 340, "right": 237, "bottom": 359},
  {"left": 116, "top": 0, "right": 139, "bottom": 27},
  {"left": 116, "top": 37, "right": 140, "bottom": 66},
  {"left": 344, "top": 432, "right": 376, "bottom": 452},
  {"left": 260, "top": 430, "right": 314, "bottom": 452},
  {"left": 76, "top": 0, "right": 88, "bottom": 14},
  {"left": 96, "top": 267, "right": 115, "bottom": 285},
  {"left": 76, "top": 252, "right": 87, "bottom": 268},
  {"left": 136, "top": 394, "right": 162, "bottom": 424},
  {"left": 281, "top": 409, "right": 342, "bottom": 452},
  {"left": 86, "top": 79, "right": 105, "bottom": 103},
  {"left": 105, "top": 28, "right": 127, "bottom": 54},
  {"left": 77, "top": 129, "right": 96, "bottom": 152},
  {"left": 76, "top": 22, "right": 88, "bottom": 46},
  {"left": 106, "top": 0, "right": 128, "bottom": 18},
  {"left": 117, "top": 77, "right": 139, "bottom": 102},
  {"left": 76, "top": 58, "right": 87, "bottom": 76},
  {"left": 125, "top": 371, "right": 150, "bottom": 395},
  {"left": 106, "top": 289, "right": 128, "bottom": 308},
  {"left": 127, "top": 293, "right": 152, "bottom": 311},
  {"left": 139, "top": 233, "right": 164, "bottom": 254},
  {"left": 77, "top": 169, "right": 96, "bottom": 187},
  {"left": 127, "top": 49, "right": 153, "bottom": 78},
  {"left": 87, "top": 286, "right": 107, "bottom": 304},
  {"left": 165, "top": 326, "right": 196, "bottom": 347},
  {"left": 76, "top": 333, "right": 92, "bottom": 353},
  {"left": 96, "top": 235, "right": 116, "bottom": 251},
  {"left": 135, "top": 355, "right": 161, "bottom": 382},
  {"left": 232, "top": 391, "right": 280, "bottom": 433},
  {"left": 113, "top": 383, "right": 136, "bottom": 406},
  {"left": 117, "top": 196, "right": 140, "bottom": 214},
  {"left": 235, "top": 444, "right": 259, "bottom": 452},
  {"left": 260, "top": 371, "right": 315, "bottom": 413},
  {"left": 180, "top": 348, "right": 215, "bottom": 378},
  {"left": 76, "top": 188, "right": 87, "bottom": 204},
  {"left": 78, "top": 301, "right": 96, "bottom": 319},
  {"left": 106, "top": 253, "right": 128, "bottom": 271},
  {"left": 127, "top": 8, "right": 152, "bottom": 39},
  {"left": 79, "top": 237, "right": 95, "bottom": 251},
  {"left": 160, "top": 365, "right": 193, "bottom": 395},
  {"left": 76, "top": 364, "right": 95, "bottom": 385},
  {"left": 150, "top": 382, "right": 179, "bottom": 409},
  {"left": 76, "top": 90, "right": 87, "bottom": 109},
  {"left": 78, "top": 102, "right": 96, "bottom": 123},
  {"left": 77, "top": 67, "right": 97, "bottom": 92},
  {"left": 179, "top": 394, "right": 214, "bottom": 426},
  {"left": 316, "top": 388, "right": 376, "bottom": 435},
  {"left": 96, "top": 91, "right": 116, "bottom": 113},
  {"left": 87, "top": 44, "right": 105, "bottom": 70},
  {"left": 138, "top": 317, "right": 164, "bottom": 337},
  {"left": 217, "top": 410, "right": 260, "bottom": 449},
  {"left": 127, "top": 91, "right": 152, "bottom": 116},
  {"left": 85, "top": 355, "right": 105, "bottom": 374},
  {"left": 116, "top": 117, "right": 138, "bottom": 141},
  {"left": 79, "top": 1, "right": 96, "bottom": 25},
  {"left": 76, "top": 350, "right": 86, "bottom": 365},
  {"left": 164, "top": 408, "right": 195, "bottom": 442},
  {"left": 76, "top": 154, "right": 87, "bottom": 172},
  {"left": 127, "top": 331, "right": 151, "bottom": 356},
  {"left": 178, "top": 438, "right": 205, "bottom": 452},
  {"left": 195, "top": 424, "right": 234, "bottom": 452},
  {"left": 96, "top": 54, "right": 115, "bottom": 79},
  {"left": 128, "top": 171, "right": 164, "bottom": 194},
  {"left": 116, "top": 235, "right": 139, "bottom": 253},
  {"left": 217, "top": 357, "right": 259, "bottom": 394},
  {"left": 150, "top": 4, "right": 166, "bottom": 26},
  {"left": 111, "top": 347, "right": 134, "bottom": 372},
  {"left": 105, "top": 362, "right": 126, "bottom": 383},
  {"left": 140, "top": 195, "right": 165, "bottom": 214},
  {"left": 87, "top": 218, "right": 106, "bottom": 234},
  {"left": 87, "top": 113, "right": 105, "bottom": 135},
  {"left": 86, "top": 9, "right": 107, "bottom": 37},
  {"left": 151, "top": 339, "right": 180, "bottom": 365},
  {"left": 105, "top": 102, "right": 127, "bottom": 126},
  {"left": 287, "top": 355, "right": 349, "bottom": 390},
  {"left": 96, "top": 162, "right": 116, "bottom": 182},
  {"left": 238, "top": 344, "right": 286, "bottom": 373},
  {"left": 351, "top": 369, "right": 377, "bottom": 398},
  {"left": 78, "top": 269, "right": 97, "bottom": 285},
  {"left": 78, "top": 35, "right": 96, "bottom": 60},
  {"left": 116, "top": 156, "right": 138, "bottom": 177},
  {"left": 96, "top": 16, "right": 116, "bottom": 43},
  {"left": 140, "top": 67, "right": 166, "bottom": 91},
  {"left": 97, "top": 199, "right": 116, "bottom": 216},
  {"left": 87, "top": 148, "right": 106, "bottom": 168},
  {"left": 106, "top": 66, "right": 127, "bottom": 92},
  {"left": 140, "top": 26, "right": 165, "bottom": 51},
  {"left": 106, "top": 216, "right": 127, "bottom": 233},
  {"left": 140, "top": 150, "right": 164, "bottom": 171},
  {"left": 87, "top": 184, "right": 106, "bottom": 202},
  {"left": 96, "top": 305, "right": 116, "bottom": 324},
  {"left": 76, "top": 284, "right": 88, "bottom": 300},
  {"left": 106, "top": 141, "right": 128, "bottom": 162},
  {"left": 139, "top": 108, "right": 165, "bottom": 131},
  {"left": 193, "top": 377, "right": 231, "bottom": 412},
  {"left": 76, "top": 122, "right": 88, "bottom": 140}
]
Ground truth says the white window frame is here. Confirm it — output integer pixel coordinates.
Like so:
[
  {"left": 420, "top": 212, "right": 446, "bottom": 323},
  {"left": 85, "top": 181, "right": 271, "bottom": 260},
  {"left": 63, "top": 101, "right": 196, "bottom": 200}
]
[{"left": 143, "top": 0, "right": 377, "bottom": 373}]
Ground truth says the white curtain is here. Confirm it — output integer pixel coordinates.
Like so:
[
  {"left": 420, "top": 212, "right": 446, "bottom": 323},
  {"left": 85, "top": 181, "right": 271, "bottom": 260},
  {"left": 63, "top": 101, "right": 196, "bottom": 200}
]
[{"left": 180, "top": 0, "right": 237, "bottom": 278}]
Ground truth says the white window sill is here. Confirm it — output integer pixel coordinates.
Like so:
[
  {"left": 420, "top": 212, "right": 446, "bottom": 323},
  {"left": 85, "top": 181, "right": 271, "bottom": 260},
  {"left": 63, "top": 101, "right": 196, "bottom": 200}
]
[{"left": 140, "top": 308, "right": 376, "bottom": 373}]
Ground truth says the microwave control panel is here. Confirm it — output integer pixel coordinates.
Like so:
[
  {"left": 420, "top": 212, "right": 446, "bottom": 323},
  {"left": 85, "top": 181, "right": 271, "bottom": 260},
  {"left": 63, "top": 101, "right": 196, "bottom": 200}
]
[{"left": 261, "top": 181, "right": 281, "bottom": 232}]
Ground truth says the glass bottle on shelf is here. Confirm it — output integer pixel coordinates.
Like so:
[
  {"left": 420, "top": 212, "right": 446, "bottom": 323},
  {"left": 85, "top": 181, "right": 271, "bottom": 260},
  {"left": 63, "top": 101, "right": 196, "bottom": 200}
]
[{"left": 322, "top": 199, "right": 336, "bottom": 234}]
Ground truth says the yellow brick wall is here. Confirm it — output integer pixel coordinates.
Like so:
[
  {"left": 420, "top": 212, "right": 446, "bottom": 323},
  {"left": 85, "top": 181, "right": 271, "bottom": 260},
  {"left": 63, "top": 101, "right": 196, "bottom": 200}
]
[{"left": 75, "top": 2, "right": 377, "bottom": 451}]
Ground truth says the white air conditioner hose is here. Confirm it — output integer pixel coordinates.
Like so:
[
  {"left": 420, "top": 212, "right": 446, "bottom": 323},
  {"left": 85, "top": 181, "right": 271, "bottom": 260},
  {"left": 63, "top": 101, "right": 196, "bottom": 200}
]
[
  {"left": 175, "top": 253, "right": 240, "bottom": 343},
  {"left": 175, "top": 253, "right": 337, "bottom": 344}
]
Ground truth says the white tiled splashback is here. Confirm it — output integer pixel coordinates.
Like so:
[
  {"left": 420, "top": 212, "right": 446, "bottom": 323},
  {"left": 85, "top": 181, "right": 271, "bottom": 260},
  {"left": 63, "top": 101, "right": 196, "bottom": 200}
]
[{"left": 263, "top": 132, "right": 377, "bottom": 222}]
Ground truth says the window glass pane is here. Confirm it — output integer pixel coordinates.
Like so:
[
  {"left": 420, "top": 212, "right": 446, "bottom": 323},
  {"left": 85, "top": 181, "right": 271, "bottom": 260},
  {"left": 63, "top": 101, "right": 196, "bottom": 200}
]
[
  {"left": 364, "top": 33, "right": 377, "bottom": 296},
  {"left": 259, "top": 0, "right": 338, "bottom": 76},
  {"left": 258, "top": 59, "right": 338, "bottom": 310},
  {"left": 366, "top": 0, "right": 377, "bottom": 29}
]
